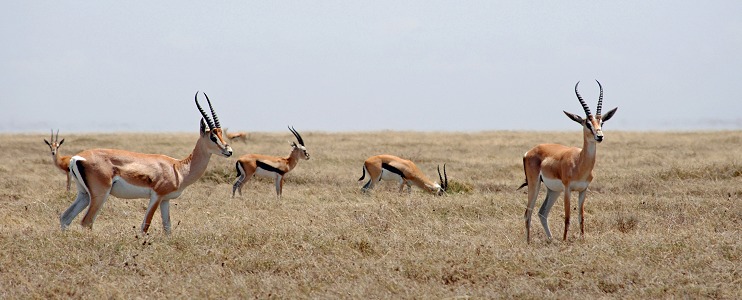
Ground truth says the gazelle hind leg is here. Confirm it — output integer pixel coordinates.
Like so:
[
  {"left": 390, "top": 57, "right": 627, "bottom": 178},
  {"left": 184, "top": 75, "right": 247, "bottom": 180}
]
[
  {"left": 524, "top": 178, "right": 541, "bottom": 243},
  {"left": 60, "top": 191, "right": 90, "bottom": 230},
  {"left": 232, "top": 162, "right": 251, "bottom": 197},
  {"left": 537, "top": 189, "right": 561, "bottom": 241},
  {"left": 80, "top": 190, "right": 111, "bottom": 230}
]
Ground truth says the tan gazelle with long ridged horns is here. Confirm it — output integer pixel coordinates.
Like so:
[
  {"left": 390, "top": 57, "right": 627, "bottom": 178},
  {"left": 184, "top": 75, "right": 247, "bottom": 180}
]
[
  {"left": 519, "top": 81, "right": 618, "bottom": 243},
  {"left": 61, "top": 92, "right": 233, "bottom": 234}
]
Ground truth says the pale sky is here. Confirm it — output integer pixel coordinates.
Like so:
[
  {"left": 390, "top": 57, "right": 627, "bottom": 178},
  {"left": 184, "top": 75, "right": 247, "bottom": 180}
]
[{"left": 2, "top": 1, "right": 741, "bottom": 133}]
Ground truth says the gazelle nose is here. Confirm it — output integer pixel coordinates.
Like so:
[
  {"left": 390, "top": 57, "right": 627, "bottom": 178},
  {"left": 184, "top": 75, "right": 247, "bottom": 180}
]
[{"left": 596, "top": 135, "right": 604, "bottom": 142}]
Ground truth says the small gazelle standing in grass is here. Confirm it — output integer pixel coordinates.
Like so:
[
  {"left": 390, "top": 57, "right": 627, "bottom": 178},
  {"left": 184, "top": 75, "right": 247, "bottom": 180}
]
[
  {"left": 61, "top": 92, "right": 233, "bottom": 234},
  {"left": 44, "top": 129, "right": 72, "bottom": 192},
  {"left": 232, "top": 126, "right": 310, "bottom": 198},
  {"left": 358, "top": 154, "right": 448, "bottom": 195},
  {"left": 519, "top": 80, "right": 618, "bottom": 243}
]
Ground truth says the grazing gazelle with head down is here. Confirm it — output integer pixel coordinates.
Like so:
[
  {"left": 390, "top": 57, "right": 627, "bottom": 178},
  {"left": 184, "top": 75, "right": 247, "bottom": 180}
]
[
  {"left": 61, "top": 92, "right": 233, "bottom": 234},
  {"left": 519, "top": 80, "right": 617, "bottom": 243},
  {"left": 232, "top": 126, "right": 310, "bottom": 198},
  {"left": 44, "top": 129, "right": 72, "bottom": 192},
  {"left": 359, "top": 154, "right": 448, "bottom": 195}
]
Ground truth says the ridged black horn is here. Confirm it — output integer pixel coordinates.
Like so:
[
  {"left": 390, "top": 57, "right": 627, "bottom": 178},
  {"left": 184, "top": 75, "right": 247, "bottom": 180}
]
[
  {"left": 55, "top": 129, "right": 59, "bottom": 142},
  {"left": 438, "top": 164, "right": 448, "bottom": 191},
  {"left": 574, "top": 81, "right": 592, "bottom": 116},
  {"left": 203, "top": 93, "right": 221, "bottom": 128},
  {"left": 288, "top": 126, "right": 304, "bottom": 146},
  {"left": 596, "top": 80, "right": 604, "bottom": 116},
  {"left": 195, "top": 91, "right": 215, "bottom": 130}
]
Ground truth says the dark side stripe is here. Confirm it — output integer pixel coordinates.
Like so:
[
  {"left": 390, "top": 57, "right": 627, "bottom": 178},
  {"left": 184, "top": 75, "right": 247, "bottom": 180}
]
[
  {"left": 382, "top": 163, "right": 405, "bottom": 178},
  {"left": 257, "top": 160, "right": 286, "bottom": 175}
]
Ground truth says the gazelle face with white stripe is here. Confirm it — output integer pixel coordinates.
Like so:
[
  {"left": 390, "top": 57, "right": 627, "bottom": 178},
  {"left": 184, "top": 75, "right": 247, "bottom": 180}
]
[{"left": 201, "top": 121, "right": 233, "bottom": 157}]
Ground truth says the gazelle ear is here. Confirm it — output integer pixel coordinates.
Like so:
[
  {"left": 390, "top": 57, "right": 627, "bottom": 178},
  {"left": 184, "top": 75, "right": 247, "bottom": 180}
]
[
  {"left": 289, "top": 141, "right": 297, "bottom": 147},
  {"left": 601, "top": 107, "right": 618, "bottom": 122},
  {"left": 44, "top": 139, "right": 51, "bottom": 146},
  {"left": 200, "top": 119, "right": 208, "bottom": 135},
  {"left": 563, "top": 111, "right": 584, "bottom": 124},
  {"left": 59, "top": 139, "right": 65, "bottom": 146}
]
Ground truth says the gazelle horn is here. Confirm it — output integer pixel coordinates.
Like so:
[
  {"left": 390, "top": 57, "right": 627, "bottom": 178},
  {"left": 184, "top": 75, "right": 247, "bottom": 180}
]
[
  {"left": 203, "top": 93, "right": 221, "bottom": 128},
  {"left": 596, "top": 80, "right": 604, "bottom": 116},
  {"left": 289, "top": 126, "right": 305, "bottom": 146},
  {"left": 574, "top": 81, "right": 592, "bottom": 117},
  {"left": 438, "top": 164, "right": 448, "bottom": 191},
  {"left": 194, "top": 91, "right": 215, "bottom": 130}
]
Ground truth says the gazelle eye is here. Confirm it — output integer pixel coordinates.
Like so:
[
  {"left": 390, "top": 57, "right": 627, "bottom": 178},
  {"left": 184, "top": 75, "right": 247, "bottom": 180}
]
[{"left": 210, "top": 134, "right": 218, "bottom": 143}]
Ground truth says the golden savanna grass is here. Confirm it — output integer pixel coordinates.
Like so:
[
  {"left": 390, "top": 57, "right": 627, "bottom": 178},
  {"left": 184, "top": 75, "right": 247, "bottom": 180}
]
[{"left": 1, "top": 131, "right": 740, "bottom": 299}]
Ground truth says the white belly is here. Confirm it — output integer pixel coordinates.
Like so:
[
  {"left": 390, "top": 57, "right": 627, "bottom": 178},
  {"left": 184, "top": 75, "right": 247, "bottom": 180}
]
[
  {"left": 254, "top": 167, "right": 279, "bottom": 178},
  {"left": 110, "top": 176, "right": 153, "bottom": 199},
  {"left": 540, "top": 172, "right": 590, "bottom": 192}
]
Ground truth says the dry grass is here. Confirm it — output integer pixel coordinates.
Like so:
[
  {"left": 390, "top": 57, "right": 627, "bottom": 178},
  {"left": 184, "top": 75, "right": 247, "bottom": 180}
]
[{"left": 1, "top": 130, "right": 740, "bottom": 299}]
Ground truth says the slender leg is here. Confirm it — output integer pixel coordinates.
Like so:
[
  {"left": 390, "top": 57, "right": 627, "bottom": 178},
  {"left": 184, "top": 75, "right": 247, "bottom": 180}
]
[
  {"left": 538, "top": 189, "right": 561, "bottom": 241},
  {"left": 65, "top": 173, "right": 71, "bottom": 192},
  {"left": 80, "top": 190, "right": 111, "bottom": 230},
  {"left": 274, "top": 174, "right": 283, "bottom": 198},
  {"left": 60, "top": 191, "right": 90, "bottom": 230},
  {"left": 577, "top": 190, "right": 588, "bottom": 237},
  {"left": 563, "top": 188, "right": 572, "bottom": 241},
  {"left": 141, "top": 194, "right": 162, "bottom": 233},
  {"left": 160, "top": 199, "right": 171, "bottom": 235},
  {"left": 524, "top": 178, "right": 542, "bottom": 243}
]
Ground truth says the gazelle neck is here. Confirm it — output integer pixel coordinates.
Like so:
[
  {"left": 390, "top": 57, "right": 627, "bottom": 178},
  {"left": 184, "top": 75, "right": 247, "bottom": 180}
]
[
  {"left": 176, "top": 138, "right": 214, "bottom": 188},
  {"left": 578, "top": 131, "right": 598, "bottom": 174},
  {"left": 286, "top": 149, "right": 303, "bottom": 172},
  {"left": 51, "top": 151, "right": 64, "bottom": 170}
]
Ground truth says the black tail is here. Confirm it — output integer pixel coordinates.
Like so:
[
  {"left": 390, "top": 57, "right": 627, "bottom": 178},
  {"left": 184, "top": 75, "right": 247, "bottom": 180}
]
[
  {"left": 358, "top": 166, "right": 366, "bottom": 181},
  {"left": 517, "top": 156, "right": 528, "bottom": 191}
]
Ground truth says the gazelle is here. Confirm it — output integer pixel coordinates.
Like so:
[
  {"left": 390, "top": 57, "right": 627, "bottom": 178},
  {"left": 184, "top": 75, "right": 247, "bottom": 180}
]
[
  {"left": 61, "top": 92, "right": 233, "bottom": 234},
  {"left": 44, "top": 129, "right": 72, "bottom": 192},
  {"left": 226, "top": 131, "right": 248, "bottom": 143},
  {"left": 358, "top": 154, "right": 448, "bottom": 195},
  {"left": 519, "top": 80, "right": 617, "bottom": 243},
  {"left": 232, "top": 126, "right": 309, "bottom": 198}
]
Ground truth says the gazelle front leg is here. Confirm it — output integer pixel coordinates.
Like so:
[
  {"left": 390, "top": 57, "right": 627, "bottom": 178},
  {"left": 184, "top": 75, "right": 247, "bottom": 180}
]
[
  {"left": 160, "top": 199, "right": 171, "bottom": 234},
  {"left": 577, "top": 190, "right": 587, "bottom": 238},
  {"left": 65, "top": 173, "right": 71, "bottom": 192},
  {"left": 141, "top": 194, "right": 163, "bottom": 234},
  {"left": 274, "top": 174, "right": 284, "bottom": 198},
  {"left": 563, "top": 187, "right": 572, "bottom": 241}
]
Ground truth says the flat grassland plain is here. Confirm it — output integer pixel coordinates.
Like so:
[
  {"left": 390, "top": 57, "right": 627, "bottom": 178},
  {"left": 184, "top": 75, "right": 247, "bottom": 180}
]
[{"left": 1, "top": 131, "right": 740, "bottom": 299}]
